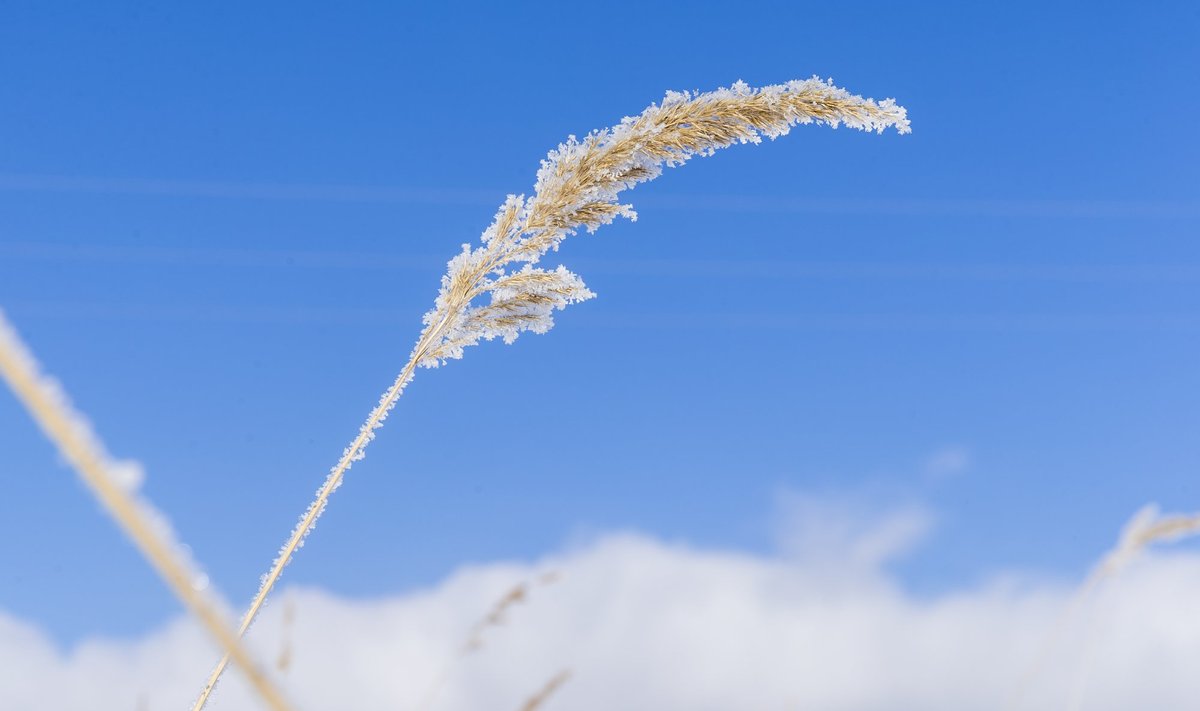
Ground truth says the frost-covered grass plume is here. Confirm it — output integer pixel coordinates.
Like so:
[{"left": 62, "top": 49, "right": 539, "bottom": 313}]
[{"left": 194, "top": 76, "right": 910, "bottom": 706}]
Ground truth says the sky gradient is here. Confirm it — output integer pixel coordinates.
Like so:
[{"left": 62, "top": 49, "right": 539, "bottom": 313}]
[{"left": 2, "top": 0, "right": 1199, "bottom": 652}]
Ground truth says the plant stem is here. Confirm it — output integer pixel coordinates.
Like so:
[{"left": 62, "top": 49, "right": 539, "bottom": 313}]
[{"left": 0, "top": 314, "right": 294, "bottom": 711}]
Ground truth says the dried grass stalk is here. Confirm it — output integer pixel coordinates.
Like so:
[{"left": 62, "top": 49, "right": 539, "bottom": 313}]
[
  {"left": 463, "top": 574, "right": 559, "bottom": 653},
  {"left": 0, "top": 311, "right": 293, "bottom": 711},
  {"left": 194, "top": 76, "right": 910, "bottom": 707},
  {"left": 517, "top": 669, "right": 572, "bottom": 711},
  {"left": 418, "top": 572, "right": 561, "bottom": 711},
  {"left": 276, "top": 599, "right": 296, "bottom": 674}
]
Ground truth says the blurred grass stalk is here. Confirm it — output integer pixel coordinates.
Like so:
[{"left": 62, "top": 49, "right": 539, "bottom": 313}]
[
  {"left": 0, "top": 310, "right": 294, "bottom": 711},
  {"left": 1008, "top": 503, "right": 1200, "bottom": 710}
]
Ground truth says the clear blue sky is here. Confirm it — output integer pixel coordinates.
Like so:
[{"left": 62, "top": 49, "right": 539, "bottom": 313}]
[{"left": 1, "top": 1, "right": 1198, "bottom": 644}]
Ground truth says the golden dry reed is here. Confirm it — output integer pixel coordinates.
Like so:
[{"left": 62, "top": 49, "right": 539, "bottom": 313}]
[
  {"left": 194, "top": 77, "right": 910, "bottom": 707},
  {"left": 0, "top": 310, "right": 294, "bottom": 711}
]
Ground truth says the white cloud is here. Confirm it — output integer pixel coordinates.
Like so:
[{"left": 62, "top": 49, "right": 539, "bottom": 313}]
[{"left": 5, "top": 500, "right": 1200, "bottom": 711}]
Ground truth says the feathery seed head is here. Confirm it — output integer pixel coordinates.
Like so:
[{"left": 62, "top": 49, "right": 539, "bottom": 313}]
[{"left": 416, "top": 76, "right": 908, "bottom": 369}]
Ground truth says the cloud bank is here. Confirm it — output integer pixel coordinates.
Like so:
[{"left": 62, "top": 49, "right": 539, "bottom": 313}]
[{"left": 4, "top": 504, "right": 1200, "bottom": 711}]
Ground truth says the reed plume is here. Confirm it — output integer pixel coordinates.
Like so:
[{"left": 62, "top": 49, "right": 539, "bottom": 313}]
[
  {"left": 1007, "top": 503, "right": 1200, "bottom": 710},
  {"left": 1064, "top": 504, "right": 1200, "bottom": 711},
  {"left": 194, "top": 76, "right": 910, "bottom": 707},
  {"left": 1089, "top": 503, "right": 1200, "bottom": 585},
  {"left": 0, "top": 310, "right": 294, "bottom": 711}
]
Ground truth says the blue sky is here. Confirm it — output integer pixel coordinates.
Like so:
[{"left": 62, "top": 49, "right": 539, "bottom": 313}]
[{"left": 2, "top": 0, "right": 1198, "bottom": 648}]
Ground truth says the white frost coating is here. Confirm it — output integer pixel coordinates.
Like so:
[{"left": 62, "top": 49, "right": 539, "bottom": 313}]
[
  {"left": 246, "top": 363, "right": 420, "bottom": 612},
  {"left": 432, "top": 265, "right": 595, "bottom": 360},
  {"left": 417, "top": 77, "right": 907, "bottom": 370},
  {"left": 108, "top": 459, "right": 146, "bottom": 492}
]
